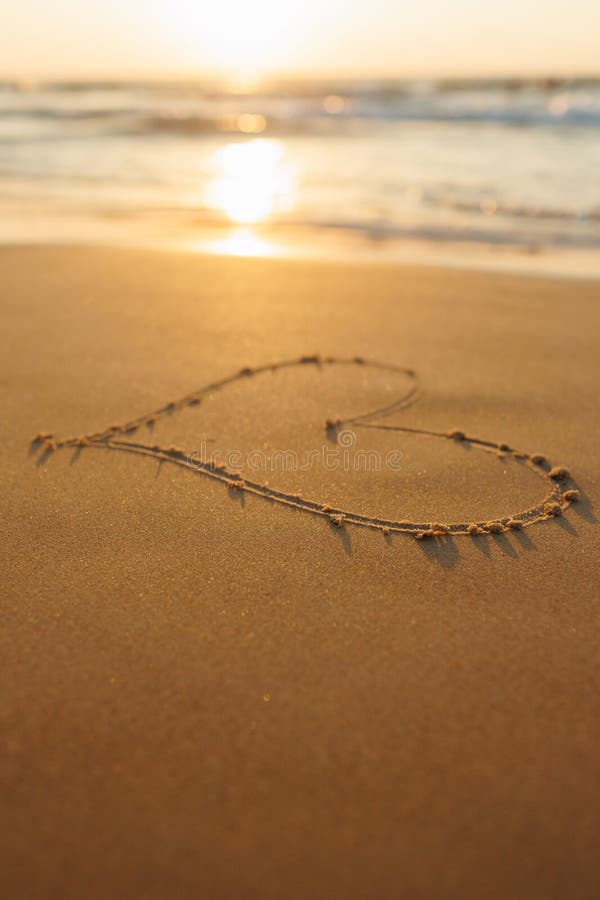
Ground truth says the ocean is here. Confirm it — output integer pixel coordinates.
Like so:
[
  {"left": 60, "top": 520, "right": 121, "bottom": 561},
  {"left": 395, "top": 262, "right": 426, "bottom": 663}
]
[{"left": 2, "top": 77, "right": 599, "bottom": 269}]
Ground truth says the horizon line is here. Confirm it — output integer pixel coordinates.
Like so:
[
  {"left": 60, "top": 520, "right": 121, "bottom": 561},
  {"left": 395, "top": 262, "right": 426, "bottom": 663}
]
[{"left": 3, "top": 69, "right": 600, "bottom": 85}]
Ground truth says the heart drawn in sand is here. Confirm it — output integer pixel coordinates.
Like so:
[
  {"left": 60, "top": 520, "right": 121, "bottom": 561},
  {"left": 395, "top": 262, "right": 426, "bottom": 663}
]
[{"left": 32, "top": 356, "right": 579, "bottom": 539}]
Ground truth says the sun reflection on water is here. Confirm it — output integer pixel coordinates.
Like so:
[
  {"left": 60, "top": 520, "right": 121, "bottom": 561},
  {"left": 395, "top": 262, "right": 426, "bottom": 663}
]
[
  {"left": 205, "top": 138, "right": 295, "bottom": 225},
  {"left": 201, "top": 226, "right": 279, "bottom": 257}
]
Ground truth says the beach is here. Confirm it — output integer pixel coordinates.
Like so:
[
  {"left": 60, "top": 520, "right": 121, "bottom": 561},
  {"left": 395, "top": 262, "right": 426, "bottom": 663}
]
[{"left": 2, "top": 245, "right": 600, "bottom": 898}]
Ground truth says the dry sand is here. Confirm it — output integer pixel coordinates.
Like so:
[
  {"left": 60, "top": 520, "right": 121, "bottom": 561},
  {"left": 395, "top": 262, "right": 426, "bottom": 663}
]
[{"left": 2, "top": 246, "right": 600, "bottom": 899}]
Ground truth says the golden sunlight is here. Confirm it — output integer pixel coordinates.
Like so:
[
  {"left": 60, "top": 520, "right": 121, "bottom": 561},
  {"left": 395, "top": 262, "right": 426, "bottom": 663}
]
[
  {"left": 200, "top": 227, "right": 278, "bottom": 258},
  {"left": 162, "top": 0, "right": 323, "bottom": 80},
  {"left": 205, "top": 140, "right": 295, "bottom": 225}
]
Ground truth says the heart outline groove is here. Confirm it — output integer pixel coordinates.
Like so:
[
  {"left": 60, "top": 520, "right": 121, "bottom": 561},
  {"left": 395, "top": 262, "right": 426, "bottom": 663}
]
[{"left": 32, "top": 355, "right": 579, "bottom": 539}]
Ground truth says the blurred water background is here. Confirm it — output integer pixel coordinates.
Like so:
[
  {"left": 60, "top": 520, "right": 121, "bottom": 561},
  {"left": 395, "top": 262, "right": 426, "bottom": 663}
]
[{"left": 2, "top": 77, "right": 599, "bottom": 269}]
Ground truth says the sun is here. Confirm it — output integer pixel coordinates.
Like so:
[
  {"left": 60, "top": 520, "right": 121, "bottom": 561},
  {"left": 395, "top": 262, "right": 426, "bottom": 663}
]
[{"left": 162, "top": 0, "right": 315, "bottom": 80}]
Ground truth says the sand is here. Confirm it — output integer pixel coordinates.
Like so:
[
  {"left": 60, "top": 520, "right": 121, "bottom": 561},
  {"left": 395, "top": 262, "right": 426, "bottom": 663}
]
[{"left": 2, "top": 246, "right": 600, "bottom": 899}]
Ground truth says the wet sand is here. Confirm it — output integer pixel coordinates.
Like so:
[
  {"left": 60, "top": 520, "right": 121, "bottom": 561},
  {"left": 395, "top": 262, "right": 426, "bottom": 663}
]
[{"left": 2, "top": 246, "right": 600, "bottom": 899}]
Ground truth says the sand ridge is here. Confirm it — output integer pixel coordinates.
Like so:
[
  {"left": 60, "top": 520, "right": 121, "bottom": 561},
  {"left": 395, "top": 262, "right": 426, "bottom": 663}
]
[{"left": 32, "top": 354, "right": 579, "bottom": 539}]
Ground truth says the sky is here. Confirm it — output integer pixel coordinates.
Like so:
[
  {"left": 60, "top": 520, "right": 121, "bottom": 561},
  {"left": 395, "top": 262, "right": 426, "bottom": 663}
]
[{"left": 3, "top": 0, "right": 599, "bottom": 80}]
